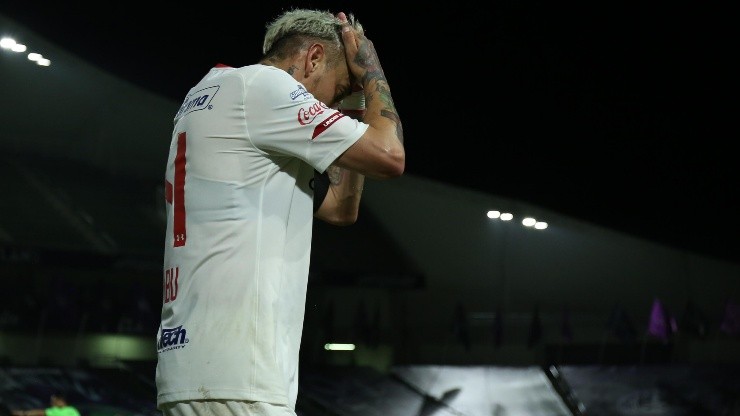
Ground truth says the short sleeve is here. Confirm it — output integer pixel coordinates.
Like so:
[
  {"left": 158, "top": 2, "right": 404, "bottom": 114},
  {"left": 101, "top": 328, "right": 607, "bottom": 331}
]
[{"left": 244, "top": 66, "right": 368, "bottom": 173}]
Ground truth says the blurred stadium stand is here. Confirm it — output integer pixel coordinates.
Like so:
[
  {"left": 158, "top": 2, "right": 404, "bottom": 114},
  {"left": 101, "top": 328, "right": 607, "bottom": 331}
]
[
  {"left": 0, "top": 154, "right": 164, "bottom": 258},
  {"left": 0, "top": 365, "right": 157, "bottom": 416},
  {"left": 3, "top": 363, "right": 739, "bottom": 415},
  {"left": 2, "top": 151, "right": 740, "bottom": 414}
]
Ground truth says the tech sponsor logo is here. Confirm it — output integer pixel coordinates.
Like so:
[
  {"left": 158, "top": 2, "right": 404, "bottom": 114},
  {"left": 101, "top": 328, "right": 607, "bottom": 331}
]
[
  {"left": 289, "top": 84, "right": 312, "bottom": 101},
  {"left": 157, "top": 325, "right": 189, "bottom": 352},
  {"left": 175, "top": 86, "right": 220, "bottom": 120}
]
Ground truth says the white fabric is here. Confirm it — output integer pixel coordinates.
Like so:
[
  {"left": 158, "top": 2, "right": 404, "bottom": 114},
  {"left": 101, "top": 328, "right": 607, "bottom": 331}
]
[
  {"left": 161, "top": 400, "right": 296, "bottom": 416},
  {"left": 156, "top": 64, "right": 367, "bottom": 409}
]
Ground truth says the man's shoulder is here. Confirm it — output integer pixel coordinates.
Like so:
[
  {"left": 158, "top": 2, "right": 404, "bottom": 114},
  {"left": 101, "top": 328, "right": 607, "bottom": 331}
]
[
  {"left": 232, "top": 64, "right": 285, "bottom": 78},
  {"left": 240, "top": 65, "right": 310, "bottom": 104},
  {"left": 218, "top": 64, "right": 294, "bottom": 92}
]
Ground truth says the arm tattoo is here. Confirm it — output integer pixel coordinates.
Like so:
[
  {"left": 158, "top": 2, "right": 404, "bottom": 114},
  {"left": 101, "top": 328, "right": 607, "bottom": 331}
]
[
  {"left": 354, "top": 39, "right": 403, "bottom": 143},
  {"left": 365, "top": 81, "right": 403, "bottom": 143},
  {"left": 382, "top": 109, "right": 404, "bottom": 143},
  {"left": 327, "top": 165, "right": 342, "bottom": 185}
]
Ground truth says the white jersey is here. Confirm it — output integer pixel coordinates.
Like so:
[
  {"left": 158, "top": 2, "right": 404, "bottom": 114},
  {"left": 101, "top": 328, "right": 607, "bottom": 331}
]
[{"left": 156, "top": 64, "right": 367, "bottom": 408}]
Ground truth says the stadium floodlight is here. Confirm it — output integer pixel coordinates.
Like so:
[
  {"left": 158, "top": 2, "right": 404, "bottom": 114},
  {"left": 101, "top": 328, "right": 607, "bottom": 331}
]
[
  {"left": 0, "top": 37, "right": 16, "bottom": 49},
  {"left": 324, "top": 343, "right": 356, "bottom": 351}
]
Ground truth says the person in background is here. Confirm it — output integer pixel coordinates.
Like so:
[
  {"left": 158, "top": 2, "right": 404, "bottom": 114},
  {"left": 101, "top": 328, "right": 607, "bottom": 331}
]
[
  {"left": 155, "top": 7, "right": 404, "bottom": 416},
  {"left": 11, "top": 393, "right": 81, "bottom": 416}
]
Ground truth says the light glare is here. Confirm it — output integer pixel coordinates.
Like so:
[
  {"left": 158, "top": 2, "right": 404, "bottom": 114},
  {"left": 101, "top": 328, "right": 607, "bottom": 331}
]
[
  {"left": 1, "top": 37, "right": 16, "bottom": 49},
  {"left": 522, "top": 217, "right": 536, "bottom": 227},
  {"left": 535, "top": 222, "right": 548, "bottom": 230},
  {"left": 324, "top": 343, "right": 355, "bottom": 351},
  {"left": 500, "top": 213, "right": 513, "bottom": 221},
  {"left": 2, "top": 37, "right": 50, "bottom": 67},
  {"left": 487, "top": 210, "right": 501, "bottom": 219}
]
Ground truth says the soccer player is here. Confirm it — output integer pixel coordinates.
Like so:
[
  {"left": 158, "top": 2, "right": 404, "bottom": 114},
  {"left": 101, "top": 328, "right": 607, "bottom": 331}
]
[{"left": 155, "top": 8, "right": 404, "bottom": 416}]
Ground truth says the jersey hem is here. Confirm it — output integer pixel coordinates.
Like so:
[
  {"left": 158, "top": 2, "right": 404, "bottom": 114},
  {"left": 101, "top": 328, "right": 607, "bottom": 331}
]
[{"left": 157, "top": 390, "right": 288, "bottom": 409}]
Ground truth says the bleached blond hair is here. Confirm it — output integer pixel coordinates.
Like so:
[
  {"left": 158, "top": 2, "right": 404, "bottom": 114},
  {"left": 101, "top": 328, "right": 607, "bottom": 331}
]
[{"left": 262, "top": 8, "right": 363, "bottom": 66}]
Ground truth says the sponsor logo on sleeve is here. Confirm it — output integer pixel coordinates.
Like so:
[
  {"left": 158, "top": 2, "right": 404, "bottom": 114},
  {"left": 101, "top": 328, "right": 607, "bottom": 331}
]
[
  {"left": 312, "top": 111, "right": 345, "bottom": 140},
  {"left": 297, "top": 101, "right": 330, "bottom": 125},
  {"left": 297, "top": 101, "right": 347, "bottom": 140},
  {"left": 175, "top": 86, "right": 220, "bottom": 120},
  {"left": 289, "top": 85, "right": 312, "bottom": 101},
  {"left": 157, "top": 325, "right": 189, "bottom": 352}
]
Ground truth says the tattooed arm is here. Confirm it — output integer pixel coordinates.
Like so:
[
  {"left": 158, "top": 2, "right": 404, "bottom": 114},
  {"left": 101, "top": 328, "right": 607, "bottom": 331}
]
[
  {"left": 315, "top": 92, "right": 366, "bottom": 226},
  {"left": 314, "top": 165, "right": 365, "bottom": 226},
  {"left": 331, "top": 11, "right": 405, "bottom": 180}
]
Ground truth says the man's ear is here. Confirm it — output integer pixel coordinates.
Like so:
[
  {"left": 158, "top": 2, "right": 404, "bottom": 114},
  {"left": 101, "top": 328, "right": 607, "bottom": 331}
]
[{"left": 304, "top": 43, "right": 325, "bottom": 75}]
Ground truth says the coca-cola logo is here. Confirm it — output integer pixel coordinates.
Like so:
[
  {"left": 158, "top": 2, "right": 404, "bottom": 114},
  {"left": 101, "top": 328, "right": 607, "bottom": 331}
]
[{"left": 298, "top": 101, "right": 330, "bottom": 125}]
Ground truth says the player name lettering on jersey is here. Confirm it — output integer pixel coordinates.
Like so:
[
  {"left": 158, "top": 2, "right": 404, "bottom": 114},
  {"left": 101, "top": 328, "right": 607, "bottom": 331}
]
[
  {"left": 163, "top": 267, "right": 179, "bottom": 303},
  {"left": 158, "top": 325, "right": 189, "bottom": 352},
  {"left": 175, "top": 86, "right": 220, "bottom": 120},
  {"left": 297, "top": 102, "right": 330, "bottom": 126}
]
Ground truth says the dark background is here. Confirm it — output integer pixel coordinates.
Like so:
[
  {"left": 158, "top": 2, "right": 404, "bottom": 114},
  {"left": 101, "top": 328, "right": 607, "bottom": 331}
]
[{"left": 3, "top": 1, "right": 736, "bottom": 264}]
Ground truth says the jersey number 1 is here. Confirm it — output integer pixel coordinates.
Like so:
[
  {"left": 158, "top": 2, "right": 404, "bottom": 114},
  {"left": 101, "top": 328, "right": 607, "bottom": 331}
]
[{"left": 165, "top": 132, "right": 187, "bottom": 247}]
